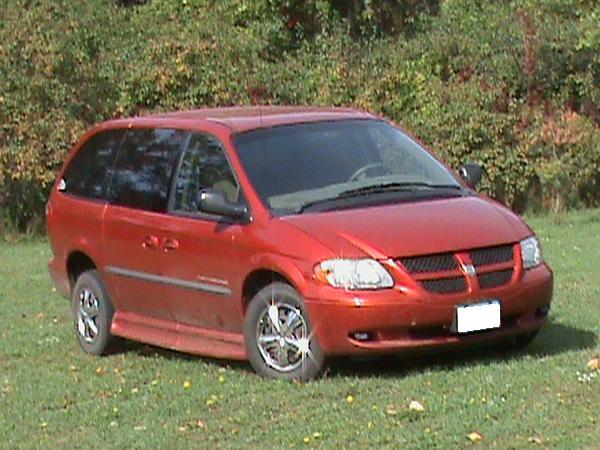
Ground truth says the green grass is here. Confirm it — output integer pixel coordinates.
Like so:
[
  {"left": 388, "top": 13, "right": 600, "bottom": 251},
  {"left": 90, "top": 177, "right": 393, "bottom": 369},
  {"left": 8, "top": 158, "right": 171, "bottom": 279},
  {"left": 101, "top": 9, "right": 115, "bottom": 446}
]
[{"left": 1, "top": 210, "right": 598, "bottom": 449}]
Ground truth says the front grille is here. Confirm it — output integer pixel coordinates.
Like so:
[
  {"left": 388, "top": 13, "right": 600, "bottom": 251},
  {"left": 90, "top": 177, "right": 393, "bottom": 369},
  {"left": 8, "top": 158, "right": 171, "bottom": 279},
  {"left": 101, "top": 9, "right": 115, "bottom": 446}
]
[
  {"left": 470, "top": 245, "right": 514, "bottom": 267},
  {"left": 400, "top": 253, "right": 458, "bottom": 274},
  {"left": 477, "top": 269, "right": 513, "bottom": 289},
  {"left": 421, "top": 277, "right": 467, "bottom": 294},
  {"left": 397, "top": 243, "right": 516, "bottom": 296}
]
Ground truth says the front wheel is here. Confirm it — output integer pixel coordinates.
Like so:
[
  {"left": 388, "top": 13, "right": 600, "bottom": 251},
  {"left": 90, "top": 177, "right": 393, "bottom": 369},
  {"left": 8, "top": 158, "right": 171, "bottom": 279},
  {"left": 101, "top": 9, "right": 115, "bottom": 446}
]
[{"left": 244, "top": 282, "right": 324, "bottom": 381}]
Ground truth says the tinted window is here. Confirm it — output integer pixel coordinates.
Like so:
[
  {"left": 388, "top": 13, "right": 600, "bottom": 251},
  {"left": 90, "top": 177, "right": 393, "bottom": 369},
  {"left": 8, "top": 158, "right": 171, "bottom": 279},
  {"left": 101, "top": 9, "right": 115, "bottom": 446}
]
[
  {"left": 108, "top": 129, "right": 186, "bottom": 212},
  {"left": 234, "top": 120, "right": 460, "bottom": 214},
  {"left": 172, "top": 132, "right": 240, "bottom": 213},
  {"left": 63, "top": 130, "right": 123, "bottom": 200}
]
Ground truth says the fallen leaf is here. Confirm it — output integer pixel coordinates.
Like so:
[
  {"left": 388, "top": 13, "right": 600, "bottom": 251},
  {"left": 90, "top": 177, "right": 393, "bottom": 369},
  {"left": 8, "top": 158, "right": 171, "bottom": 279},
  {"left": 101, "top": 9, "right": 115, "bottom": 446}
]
[
  {"left": 467, "top": 431, "right": 483, "bottom": 442},
  {"left": 408, "top": 400, "right": 425, "bottom": 412},
  {"left": 529, "top": 435, "right": 544, "bottom": 444},
  {"left": 385, "top": 405, "right": 399, "bottom": 416},
  {"left": 587, "top": 357, "right": 599, "bottom": 371},
  {"left": 196, "top": 419, "right": 205, "bottom": 429}
]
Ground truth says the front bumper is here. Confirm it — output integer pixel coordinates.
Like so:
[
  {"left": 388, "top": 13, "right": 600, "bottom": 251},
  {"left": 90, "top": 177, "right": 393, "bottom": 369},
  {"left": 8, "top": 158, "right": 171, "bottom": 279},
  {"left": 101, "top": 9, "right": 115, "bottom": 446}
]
[{"left": 304, "top": 263, "right": 553, "bottom": 356}]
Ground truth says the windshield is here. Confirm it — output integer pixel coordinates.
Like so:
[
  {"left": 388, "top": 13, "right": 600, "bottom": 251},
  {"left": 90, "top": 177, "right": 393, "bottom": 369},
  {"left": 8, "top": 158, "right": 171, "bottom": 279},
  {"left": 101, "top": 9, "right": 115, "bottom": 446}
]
[{"left": 234, "top": 119, "right": 462, "bottom": 215}]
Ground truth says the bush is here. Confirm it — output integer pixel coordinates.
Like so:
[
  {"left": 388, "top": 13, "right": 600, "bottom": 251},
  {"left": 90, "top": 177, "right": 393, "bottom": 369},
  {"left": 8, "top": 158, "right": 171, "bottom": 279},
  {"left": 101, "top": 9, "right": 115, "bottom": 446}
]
[{"left": 0, "top": 0, "right": 598, "bottom": 232}]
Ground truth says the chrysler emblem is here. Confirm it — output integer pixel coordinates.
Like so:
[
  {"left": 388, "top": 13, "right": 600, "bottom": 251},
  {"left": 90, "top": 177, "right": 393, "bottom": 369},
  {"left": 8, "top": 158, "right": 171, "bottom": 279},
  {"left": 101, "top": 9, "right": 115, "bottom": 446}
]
[{"left": 462, "top": 263, "right": 476, "bottom": 277}]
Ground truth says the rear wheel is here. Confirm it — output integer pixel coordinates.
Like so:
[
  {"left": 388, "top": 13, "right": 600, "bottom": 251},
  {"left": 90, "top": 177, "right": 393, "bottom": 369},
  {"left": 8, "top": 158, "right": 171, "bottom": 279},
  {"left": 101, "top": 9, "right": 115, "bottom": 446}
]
[
  {"left": 71, "top": 270, "right": 115, "bottom": 355},
  {"left": 244, "top": 282, "right": 324, "bottom": 381}
]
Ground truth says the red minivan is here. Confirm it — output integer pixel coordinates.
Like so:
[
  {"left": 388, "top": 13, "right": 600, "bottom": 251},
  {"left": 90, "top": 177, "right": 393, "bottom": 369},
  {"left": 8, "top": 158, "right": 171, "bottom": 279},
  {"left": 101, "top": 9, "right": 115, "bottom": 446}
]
[{"left": 47, "top": 107, "right": 553, "bottom": 380}]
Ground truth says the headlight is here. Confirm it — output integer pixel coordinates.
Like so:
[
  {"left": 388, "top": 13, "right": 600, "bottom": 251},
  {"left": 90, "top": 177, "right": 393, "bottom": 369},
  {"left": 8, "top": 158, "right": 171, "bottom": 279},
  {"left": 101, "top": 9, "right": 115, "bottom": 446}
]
[
  {"left": 520, "top": 236, "right": 543, "bottom": 269},
  {"left": 314, "top": 259, "right": 394, "bottom": 290}
]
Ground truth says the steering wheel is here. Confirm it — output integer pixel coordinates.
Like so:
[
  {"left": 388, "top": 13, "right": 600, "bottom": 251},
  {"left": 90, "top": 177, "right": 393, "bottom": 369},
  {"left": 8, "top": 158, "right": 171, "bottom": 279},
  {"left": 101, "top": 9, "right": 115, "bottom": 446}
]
[{"left": 348, "top": 162, "right": 391, "bottom": 182}]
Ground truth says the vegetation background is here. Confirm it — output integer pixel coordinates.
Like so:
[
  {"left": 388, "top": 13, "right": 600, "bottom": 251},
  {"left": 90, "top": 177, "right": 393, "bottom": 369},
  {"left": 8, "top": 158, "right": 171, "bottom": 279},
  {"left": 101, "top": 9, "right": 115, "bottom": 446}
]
[{"left": 1, "top": 0, "right": 599, "bottom": 233}]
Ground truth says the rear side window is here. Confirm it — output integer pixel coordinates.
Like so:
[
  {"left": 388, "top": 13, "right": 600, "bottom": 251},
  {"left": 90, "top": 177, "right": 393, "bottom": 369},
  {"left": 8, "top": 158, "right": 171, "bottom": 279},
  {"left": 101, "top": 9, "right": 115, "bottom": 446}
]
[
  {"left": 62, "top": 130, "right": 123, "bottom": 200},
  {"left": 172, "top": 132, "right": 240, "bottom": 213},
  {"left": 108, "top": 128, "right": 186, "bottom": 212}
]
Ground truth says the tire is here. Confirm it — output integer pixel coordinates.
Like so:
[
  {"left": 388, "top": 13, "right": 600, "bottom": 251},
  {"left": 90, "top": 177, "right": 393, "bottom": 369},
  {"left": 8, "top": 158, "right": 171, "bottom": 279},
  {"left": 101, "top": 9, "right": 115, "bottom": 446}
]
[
  {"left": 244, "top": 282, "right": 324, "bottom": 381},
  {"left": 71, "top": 270, "right": 115, "bottom": 355}
]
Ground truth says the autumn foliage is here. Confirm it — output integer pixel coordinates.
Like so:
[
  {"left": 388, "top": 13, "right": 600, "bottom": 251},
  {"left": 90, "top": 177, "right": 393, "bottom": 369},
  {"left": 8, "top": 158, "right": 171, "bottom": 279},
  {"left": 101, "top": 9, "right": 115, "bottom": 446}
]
[{"left": 1, "top": 0, "right": 599, "bottom": 232}]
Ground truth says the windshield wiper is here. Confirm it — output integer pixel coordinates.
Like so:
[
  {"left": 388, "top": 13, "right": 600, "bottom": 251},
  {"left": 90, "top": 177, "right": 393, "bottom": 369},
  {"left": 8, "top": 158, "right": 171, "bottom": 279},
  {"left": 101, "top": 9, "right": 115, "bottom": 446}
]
[
  {"left": 296, "top": 182, "right": 462, "bottom": 213},
  {"left": 336, "top": 181, "right": 462, "bottom": 198}
]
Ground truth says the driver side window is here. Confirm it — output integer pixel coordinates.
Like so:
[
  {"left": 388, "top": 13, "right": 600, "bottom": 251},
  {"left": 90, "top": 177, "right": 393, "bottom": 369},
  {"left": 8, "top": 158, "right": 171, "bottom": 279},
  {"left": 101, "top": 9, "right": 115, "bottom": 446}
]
[{"left": 172, "top": 132, "right": 240, "bottom": 213}]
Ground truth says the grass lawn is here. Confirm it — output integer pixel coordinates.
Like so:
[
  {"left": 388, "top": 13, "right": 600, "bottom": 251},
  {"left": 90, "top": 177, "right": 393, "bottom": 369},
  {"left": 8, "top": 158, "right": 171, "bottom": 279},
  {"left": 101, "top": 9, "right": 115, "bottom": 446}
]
[{"left": 0, "top": 209, "right": 598, "bottom": 449}]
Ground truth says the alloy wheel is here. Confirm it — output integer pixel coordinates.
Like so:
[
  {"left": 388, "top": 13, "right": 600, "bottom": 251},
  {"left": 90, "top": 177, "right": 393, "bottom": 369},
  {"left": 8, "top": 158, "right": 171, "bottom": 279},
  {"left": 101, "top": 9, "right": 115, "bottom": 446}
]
[
  {"left": 255, "top": 301, "right": 311, "bottom": 373},
  {"left": 76, "top": 289, "right": 100, "bottom": 344}
]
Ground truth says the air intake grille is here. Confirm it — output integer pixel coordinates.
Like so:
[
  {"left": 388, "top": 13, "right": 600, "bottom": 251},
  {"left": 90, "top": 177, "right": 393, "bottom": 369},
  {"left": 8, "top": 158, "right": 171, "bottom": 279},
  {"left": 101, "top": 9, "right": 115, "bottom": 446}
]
[
  {"left": 477, "top": 269, "right": 513, "bottom": 289},
  {"left": 400, "top": 253, "right": 458, "bottom": 274},
  {"left": 421, "top": 277, "right": 467, "bottom": 295},
  {"left": 470, "top": 245, "right": 514, "bottom": 267},
  {"left": 397, "top": 243, "right": 516, "bottom": 296}
]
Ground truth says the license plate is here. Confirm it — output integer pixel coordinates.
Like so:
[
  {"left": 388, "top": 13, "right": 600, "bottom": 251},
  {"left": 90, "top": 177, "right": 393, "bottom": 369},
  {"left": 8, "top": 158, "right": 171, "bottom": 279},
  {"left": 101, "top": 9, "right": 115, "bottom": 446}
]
[{"left": 455, "top": 300, "right": 501, "bottom": 334}]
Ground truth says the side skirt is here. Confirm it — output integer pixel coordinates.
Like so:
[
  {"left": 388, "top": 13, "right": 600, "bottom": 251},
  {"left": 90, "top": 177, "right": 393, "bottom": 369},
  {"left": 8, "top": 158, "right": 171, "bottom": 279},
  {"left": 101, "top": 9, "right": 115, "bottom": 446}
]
[{"left": 110, "top": 311, "right": 247, "bottom": 361}]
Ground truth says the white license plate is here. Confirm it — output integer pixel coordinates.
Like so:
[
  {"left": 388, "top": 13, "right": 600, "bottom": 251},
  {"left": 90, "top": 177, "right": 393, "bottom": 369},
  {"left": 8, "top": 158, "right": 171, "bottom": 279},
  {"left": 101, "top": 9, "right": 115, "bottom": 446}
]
[{"left": 455, "top": 300, "right": 501, "bottom": 334}]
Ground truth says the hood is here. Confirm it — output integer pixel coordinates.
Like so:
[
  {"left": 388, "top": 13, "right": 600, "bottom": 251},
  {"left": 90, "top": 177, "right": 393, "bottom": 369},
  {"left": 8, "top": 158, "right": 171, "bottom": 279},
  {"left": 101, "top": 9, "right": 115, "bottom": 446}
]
[{"left": 281, "top": 196, "right": 531, "bottom": 259}]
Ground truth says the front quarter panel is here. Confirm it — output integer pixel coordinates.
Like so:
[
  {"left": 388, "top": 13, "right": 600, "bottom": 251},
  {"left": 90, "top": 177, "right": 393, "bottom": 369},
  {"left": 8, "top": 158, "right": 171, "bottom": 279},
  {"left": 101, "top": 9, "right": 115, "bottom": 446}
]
[{"left": 227, "top": 218, "right": 344, "bottom": 315}]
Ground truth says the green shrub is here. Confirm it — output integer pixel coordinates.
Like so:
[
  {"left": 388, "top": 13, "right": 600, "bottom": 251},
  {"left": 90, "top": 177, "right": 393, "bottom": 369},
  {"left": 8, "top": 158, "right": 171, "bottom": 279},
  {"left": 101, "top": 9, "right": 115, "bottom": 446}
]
[{"left": 0, "top": 0, "right": 598, "bottom": 232}]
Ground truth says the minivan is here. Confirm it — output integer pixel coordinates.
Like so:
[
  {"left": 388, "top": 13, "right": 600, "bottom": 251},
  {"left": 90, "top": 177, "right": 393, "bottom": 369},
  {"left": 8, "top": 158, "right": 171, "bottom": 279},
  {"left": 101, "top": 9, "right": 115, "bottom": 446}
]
[{"left": 47, "top": 107, "right": 553, "bottom": 380}]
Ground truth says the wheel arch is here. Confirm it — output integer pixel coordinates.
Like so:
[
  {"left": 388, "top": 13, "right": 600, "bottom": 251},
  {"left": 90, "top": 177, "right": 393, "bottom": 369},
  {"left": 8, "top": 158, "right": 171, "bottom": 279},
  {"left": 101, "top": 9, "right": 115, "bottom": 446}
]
[
  {"left": 240, "top": 253, "right": 313, "bottom": 315},
  {"left": 241, "top": 269, "right": 294, "bottom": 315},
  {"left": 66, "top": 251, "right": 98, "bottom": 292}
]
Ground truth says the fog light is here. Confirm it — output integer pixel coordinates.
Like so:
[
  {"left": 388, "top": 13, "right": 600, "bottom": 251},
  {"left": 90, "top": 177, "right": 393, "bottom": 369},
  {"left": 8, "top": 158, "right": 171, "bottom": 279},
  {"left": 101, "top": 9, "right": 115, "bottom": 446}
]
[{"left": 352, "top": 332, "right": 372, "bottom": 341}]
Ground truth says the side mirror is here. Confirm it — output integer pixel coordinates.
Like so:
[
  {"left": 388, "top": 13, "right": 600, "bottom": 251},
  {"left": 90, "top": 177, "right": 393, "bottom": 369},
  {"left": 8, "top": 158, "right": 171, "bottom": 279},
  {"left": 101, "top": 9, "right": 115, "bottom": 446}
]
[
  {"left": 459, "top": 163, "right": 483, "bottom": 188},
  {"left": 196, "top": 188, "right": 248, "bottom": 219}
]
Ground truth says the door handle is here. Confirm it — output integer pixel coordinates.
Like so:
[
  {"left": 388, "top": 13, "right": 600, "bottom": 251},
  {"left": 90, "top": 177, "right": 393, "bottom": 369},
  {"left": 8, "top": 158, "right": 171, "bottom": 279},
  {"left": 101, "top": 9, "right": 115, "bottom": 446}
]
[
  {"left": 142, "top": 235, "right": 160, "bottom": 250},
  {"left": 163, "top": 238, "right": 179, "bottom": 251}
]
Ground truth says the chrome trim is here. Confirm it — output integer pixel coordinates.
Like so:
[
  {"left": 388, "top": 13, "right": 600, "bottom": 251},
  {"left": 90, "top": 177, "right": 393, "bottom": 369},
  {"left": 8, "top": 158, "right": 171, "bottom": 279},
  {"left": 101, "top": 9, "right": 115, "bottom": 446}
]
[
  {"left": 105, "top": 266, "right": 231, "bottom": 296},
  {"left": 76, "top": 288, "right": 100, "bottom": 343},
  {"left": 461, "top": 263, "right": 476, "bottom": 277},
  {"left": 256, "top": 301, "right": 310, "bottom": 373}
]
